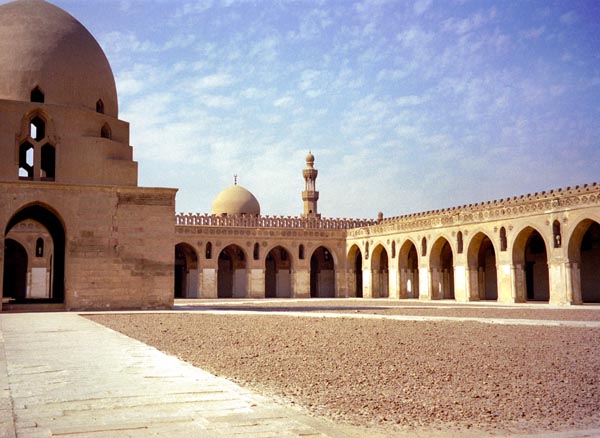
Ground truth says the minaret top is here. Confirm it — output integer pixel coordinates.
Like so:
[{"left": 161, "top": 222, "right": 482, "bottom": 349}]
[{"left": 305, "top": 150, "right": 315, "bottom": 168}]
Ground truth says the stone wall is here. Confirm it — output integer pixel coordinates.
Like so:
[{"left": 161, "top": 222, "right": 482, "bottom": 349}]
[{"left": 0, "top": 182, "right": 177, "bottom": 310}]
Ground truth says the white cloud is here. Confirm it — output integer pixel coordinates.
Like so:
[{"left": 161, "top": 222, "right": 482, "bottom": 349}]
[
  {"left": 273, "top": 96, "right": 294, "bottom": 108},
  {"left": 396, "top": 95, "right": 429, "bottom": 106},
  {"left": 193, "top": 73, "right": 235, "bottom": 90},
  {"left": 413, "top": 0, "right": 432, "bottom": 15}
]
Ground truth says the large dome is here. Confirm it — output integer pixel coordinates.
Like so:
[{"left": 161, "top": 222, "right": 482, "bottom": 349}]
[
  {"left": 211, "top": 185, "right": 261, "bottom": 216},
  {"left": 0, "top": 0, "right": 118, "bottom": 117}
]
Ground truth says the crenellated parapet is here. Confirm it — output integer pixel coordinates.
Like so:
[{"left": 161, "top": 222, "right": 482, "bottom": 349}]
[
  {"left": 175, "top": 213, "right": 377, "bottom": 230},
  {"left": 348, "top": 182, "right": 600, "bottom": 237}
]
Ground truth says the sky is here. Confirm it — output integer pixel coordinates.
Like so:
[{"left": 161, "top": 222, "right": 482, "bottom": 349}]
[{"left": 11, "top": 0, "right": 600, "bottom": 218}]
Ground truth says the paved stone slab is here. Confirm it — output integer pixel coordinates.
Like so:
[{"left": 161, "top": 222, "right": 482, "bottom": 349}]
[{"left": 0, "top": 313, "right": 348, "bottom": 438}]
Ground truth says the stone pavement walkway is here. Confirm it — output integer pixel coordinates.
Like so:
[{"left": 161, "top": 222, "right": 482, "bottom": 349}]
[{"left": 0, "top": 313, "right": 351, "bottom": 438}]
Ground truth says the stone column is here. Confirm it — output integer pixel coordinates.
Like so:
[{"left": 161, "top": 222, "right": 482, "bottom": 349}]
[
  {"left": 294, "top": 269, "right": 310, "bottom": 298},
  {"left": 335, "top": 270, "right": 346, "bottom": 298},
  {"left": 398, "top": 268, "right": 407, "bottom": 299},
  {"left": 496, "top": 263, "right": 513, "bottom": 303},
  {"left": 419, "top": 267, "right": 431, "bottom": 301},
  {"left": 512, "top": 264, "right": 526, "bottom": 303},
  {"left": 200, "top": 268, "right": 217, "bottom": 298},
  {"left": 362, "top": 268, "right": 372, "bottom": 298},
  {"left": 568, "top": 262, "right": 582, "bottom": 304},
  {"left": 388, "top": 267, "right": 399, "bottom": 299},
  {"left": 548, "top": 260, "right": 581, "bottom": 305},
  {"left": 248, "top": 268, "right": 265, "bottom": 298},
  {"left": 453, "top": 263, "right": 468, "bottom": 302}
]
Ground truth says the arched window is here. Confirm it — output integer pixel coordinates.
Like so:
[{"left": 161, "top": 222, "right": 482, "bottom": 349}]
[
  {"left": 36, "top": 238, "right": 44, "bottom": 257},
  {"left": 391, "top": 241, "right": 396, "bottom": 258},
  {"left": 30, "top": 116, "right": 46, "bottom": 141},
  {"left": 41, "top": 144, "right": 55, "bottom": 181},
  {"left": 31, "top": 86, "right": 44, "bottom": 103},
  {"left": 101, "top": 123, "right": 111, "bottom": 139},
  {"left": 421, "top": 237, "right": 427, "bottom": 257},
  {"left": 553, "top": 220, "right": 561, "bottom": 248},
  {"left": 500, "top": 227, "right": 507, "bottom": 251},
  {"left": 205, "top": 242, "right": 212, "bottom": 259},
  {"left": 299, "top": 244, "right": 305, "bottom": 260},
  {"left": 18, "top": 142, "right": 34, "bottom": 180},
  {"left": 253, "top": 243, "right": 260, "bottom": 260},
  {"left": 457, "top": 231, "right": 463, "bottom": 254},
  {"left": 365, "top": 242, "right": 369, "bottom": 260},
  {"left": 96, "top": 99, "right": 104, "bottom": 114}
]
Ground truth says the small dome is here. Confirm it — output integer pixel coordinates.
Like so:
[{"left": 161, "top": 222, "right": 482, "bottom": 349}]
[
  {"left": 0, "top": 0, "right": 118, "bottom": 117},
  {"left": 211, "top": 185, "right": 261, "bottom": 216},
  {"left": 306, "top": 151, "right": 315, "bottom": 163}
]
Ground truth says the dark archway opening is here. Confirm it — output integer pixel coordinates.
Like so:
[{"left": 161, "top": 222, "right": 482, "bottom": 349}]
[
  {"left": 4, "top": 205, "right": 65, "bottom": 303},
  {"left": 218, "top": 245, "right": 246, "bottom": 298},
  {"left": 310, "top": 246, "right": 335, "bottom": 298},
  {"left": 525, "top": 230, "right": 549, "bottom": 301},
  {"left": 265, "top": 246, "right": 291, "bottom": 298},
  {"left": 174, "top": 243, "right": 198, "bottom": 298},
  {"left": 580, "top": 222, "right": 600, "bottom": 303},
  {"left": 371, "top": 246, "right": 389, "bottom": 298},
  {"left": 3, "top": 239, "right": 28, "bottom": 300},
  {"left": 430, "top": 238, "right": 454, "bottom": 300},
  {"left": 398, "top": 241, "right": 419, "bottom": 299},
  {"left": 354, "top": 249, "right": 363, "bottom": 298}
]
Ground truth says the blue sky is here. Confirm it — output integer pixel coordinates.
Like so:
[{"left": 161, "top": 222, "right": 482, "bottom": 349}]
[{"left": 16, "top": 1, "right": 600, "bottom": 218}]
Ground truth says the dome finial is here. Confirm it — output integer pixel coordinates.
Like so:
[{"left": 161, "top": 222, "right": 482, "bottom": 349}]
[{"left": 234, "top": 174, "right": 238, "bottom": 185}]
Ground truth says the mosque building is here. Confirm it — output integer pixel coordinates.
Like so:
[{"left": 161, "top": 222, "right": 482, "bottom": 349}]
[{"left": 1, "top": 0, "right": 599, "bottom": 311}]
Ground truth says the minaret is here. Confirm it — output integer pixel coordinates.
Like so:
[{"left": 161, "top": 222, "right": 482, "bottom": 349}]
[{"left": 302, "top": 151, "right": 320, "bottom": 218}]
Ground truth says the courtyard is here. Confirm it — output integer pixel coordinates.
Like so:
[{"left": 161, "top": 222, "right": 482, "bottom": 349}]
[{"left": 90, "top": 299, "right": 600, "bottom": 436}]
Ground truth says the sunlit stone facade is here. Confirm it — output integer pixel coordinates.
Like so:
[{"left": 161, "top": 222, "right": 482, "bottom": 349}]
[{"left": 1, "top": 1, "right": 599, "bottom": 310}]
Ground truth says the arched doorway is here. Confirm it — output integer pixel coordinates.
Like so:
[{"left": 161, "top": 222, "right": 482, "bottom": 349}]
[
  {"left": 218, "top": 245, "right": 247, "bottom": 298},
  {"left": 513, "top": 228, "right": 549, "bottom": 302},
  {"left": 310, "top": 246, "right": 335, "bottom": 298},
  {"left": 3, "top": 204, "right": 65, "bottom": 303},
  {"left": 467, "top": 233, "right": 497, "bottom": 300},
  {"left": 347, "top": 245, "right": 363, "bottom": 298},
  {"left": 430, "top": 238, "right": 454, "bottom": 300},
  {"left": 265, "top": 246, "right": 292, "bottom": 298},
  {"left": 371, "top": 245, "right": 389, "bottom": 298},
  {"left": 174, "top": 243, "right": 198, "bottom": 298},
  {"left": 3, "top": 239, "right": 28, "bottom": 300},
  {"left": 568, "top": 220, "right": 600, "bottom": 303},
  {"left": 398, "top": 241, "right": 419, "bottom": 299}
]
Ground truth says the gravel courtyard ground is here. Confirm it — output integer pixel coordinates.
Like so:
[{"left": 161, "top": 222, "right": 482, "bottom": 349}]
[{"left": 87, "top": 301, "right": 600, "bottom": 437}]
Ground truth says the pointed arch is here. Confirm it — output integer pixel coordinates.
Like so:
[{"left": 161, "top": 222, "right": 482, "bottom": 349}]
[
  {"left": 253, "top": 242, "right": 260, "bottom": 260},
  {"left": 466, "top": 232, "right": 497, "bottom": 300},
  {"left": 265, "top": 245, "right": 292, "bottom": 298},
  {"left": 310, "top": 246, "right": 335, "bottom": 298},
  {"left": 218, "top": 244, "right": 247, "bottom": 298},
  {"left": 30, "top": 115, "right": 46, "bottom": 141},
  {"left": 370, "top": 244, "right": 389, "bottom": 298},
  {"left": 30, "top": 86, "right": 44, "bottom": 103},
  {"left": 430, "top": 237, "right": 454, "bottom": 300},
  {"left": 174, "top": 243, "right": 198, "bottom": 298},
  {"left": 398, "top": 239, "right": 419, "bottom": 299},
  {"left": 41, "top": 144, "right": 55, "bottom": 181},
  {"left": 553, "top": 220, "right": 562, "bottom": 248},
  {"left": 347, "top": 244, "right": 363, "bottom": 298},
  {"left": 512, "top": 227, "right": 549, "bottom": 302},
  {"left": 96, "top": 99, "right": 105, "bottom": 114},
  {"left": 101, "top": 122, "right": 112, "bottom": 139},
  {"left": 4, "top": 204, "right": 65, "bottom": 303},
  {"left": 567, "top": 219, "right": 600, "bottom": 303}
]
